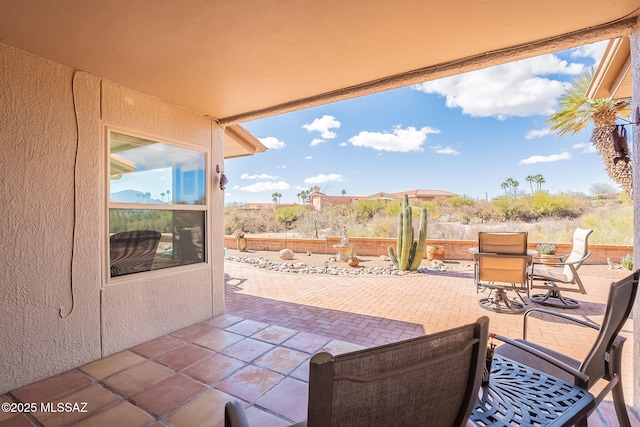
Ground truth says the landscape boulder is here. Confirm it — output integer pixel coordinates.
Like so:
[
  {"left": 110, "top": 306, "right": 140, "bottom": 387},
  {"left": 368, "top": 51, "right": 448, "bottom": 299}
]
[{"left": 279, "top": 248, "right": 295, "bottom": 260}]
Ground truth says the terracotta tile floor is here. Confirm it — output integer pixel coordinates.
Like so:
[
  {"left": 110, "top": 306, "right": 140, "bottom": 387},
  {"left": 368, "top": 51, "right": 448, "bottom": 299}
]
[{"left": 2, "top": 261, "right": 639, "bottom": 426}]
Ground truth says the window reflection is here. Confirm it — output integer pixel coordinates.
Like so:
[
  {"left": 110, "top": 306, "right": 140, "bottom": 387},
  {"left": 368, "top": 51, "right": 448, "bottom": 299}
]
[
  {"left": 109, "top": 209, "right": 206, "bottom": 277},
  {"left": 109, "top": 132, "right": 206, "bottom": 205}
]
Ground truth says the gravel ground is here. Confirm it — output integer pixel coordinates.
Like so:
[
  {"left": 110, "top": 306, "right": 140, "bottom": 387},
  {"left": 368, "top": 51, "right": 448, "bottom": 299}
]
[{"left": 225, "top": 247, "right": 632, "bottom": 280}]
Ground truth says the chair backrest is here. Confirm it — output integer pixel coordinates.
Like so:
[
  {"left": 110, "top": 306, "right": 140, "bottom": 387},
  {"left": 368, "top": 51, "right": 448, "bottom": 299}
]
[
  {"left": 306, "top": 317, "right": 489, "bottom": 427},
  {"left": 581, "top": 270, "right": 639, "bottom": 386},
  {"left": 562, "top": 228, "right": 592, "bottom": 281},
  {"left": 478, "top": 232, "right": 527, "bottom": 255},
  {"left": 478, "top": 253, "right": 529, "bottom": 286},
  {"left": 110, "top": 230, "right": 161, "bottom": 277}
]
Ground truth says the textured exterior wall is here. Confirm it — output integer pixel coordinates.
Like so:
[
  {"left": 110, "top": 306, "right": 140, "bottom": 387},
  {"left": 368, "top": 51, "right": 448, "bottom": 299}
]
[
  {"left": 631, "top": 29, "right": 640, "bottom": 411},
  {"left": 0, "top": 42, "right": 225, "bottom": 393}
]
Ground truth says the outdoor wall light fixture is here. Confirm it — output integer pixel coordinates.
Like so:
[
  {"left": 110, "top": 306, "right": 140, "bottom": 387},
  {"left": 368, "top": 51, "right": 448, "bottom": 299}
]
[{"left": 216, "top": 164, "right": 228, "bottom": 190}]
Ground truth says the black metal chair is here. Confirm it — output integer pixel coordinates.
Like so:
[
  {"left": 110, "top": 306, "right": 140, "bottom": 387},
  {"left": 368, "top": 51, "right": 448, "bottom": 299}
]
[
  {"left": 495, "top": 270, "right": 639, "bottom": 427},
  {"left": 226, "top": 317, "right": 489, "bottom": 427}
]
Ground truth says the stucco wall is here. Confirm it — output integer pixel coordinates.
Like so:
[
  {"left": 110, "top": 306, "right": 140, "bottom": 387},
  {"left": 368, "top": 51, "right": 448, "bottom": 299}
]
[
  {"left": 0, "top": 42, "right": 225, "bottom": 393},
  {"left": 631, "top": 30, "right": 640, "bottom": 411}
]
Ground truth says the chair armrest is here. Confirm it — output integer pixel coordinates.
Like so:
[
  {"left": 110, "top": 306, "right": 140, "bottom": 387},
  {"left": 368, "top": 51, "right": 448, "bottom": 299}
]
[
  {"left": 225, "top": 401, "right": 250, "bottom": 427},
  {"left": 533, "top": 253, "right": 569, "bottom": 261},
  {"left": 531, "top": 252, "right": 591, "bottom": 269},
  {"left": 523, "top": 307, "right": 600, "bottom": 339},
  {"left": 493, "top": 334, "right": 590, "bottom": 388}
]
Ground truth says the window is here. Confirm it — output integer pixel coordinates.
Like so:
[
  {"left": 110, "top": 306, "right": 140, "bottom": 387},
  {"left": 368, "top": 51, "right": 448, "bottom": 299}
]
[{"left": 108, "top": 131, "right": 207, "bottom": 277}]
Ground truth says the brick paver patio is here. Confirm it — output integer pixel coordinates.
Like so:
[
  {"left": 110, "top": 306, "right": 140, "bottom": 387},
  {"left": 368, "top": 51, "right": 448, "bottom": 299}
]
[{"left": 2, "top": 260, "right": 638, "bottom": 426}]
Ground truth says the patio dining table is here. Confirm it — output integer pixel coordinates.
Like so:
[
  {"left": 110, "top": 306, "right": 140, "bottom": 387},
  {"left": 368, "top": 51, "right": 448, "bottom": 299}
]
[{"left": 470, "top": 354, "right": 595, "bottom": 426}]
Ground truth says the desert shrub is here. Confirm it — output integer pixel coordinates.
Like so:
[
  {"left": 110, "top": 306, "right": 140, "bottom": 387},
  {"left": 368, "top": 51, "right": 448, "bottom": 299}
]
[
  {"left": 530, "top": 192, "right": 582, "bottom": 218},
  {"left": 491, "top": 196, "right": 530, "bottom": 221},
  {"left": 621, "top": 254, "right": 633, "bottom": 271},
  {"left": 353, "top": 199, "right": 387, "bottom": 222},
  {"left": 580, "top": 205, "right": 633, "bottom": 245},
  {"left": 384, "top": 200, "right": 403, "bottom": 217},
  {"left": 369, "top": 215, "right": 397, "bottom": 237},
  {"left": 274, "top": 206, "right": 307, "bottom": 227},
  {"left": 446, "top": 194, "right": 475, "bottom": 209}
]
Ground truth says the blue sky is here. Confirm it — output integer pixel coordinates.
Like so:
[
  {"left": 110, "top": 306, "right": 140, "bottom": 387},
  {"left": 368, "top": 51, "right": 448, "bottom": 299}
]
[{"left": 224, "top": 40, "right": 623, "bottom": 205}]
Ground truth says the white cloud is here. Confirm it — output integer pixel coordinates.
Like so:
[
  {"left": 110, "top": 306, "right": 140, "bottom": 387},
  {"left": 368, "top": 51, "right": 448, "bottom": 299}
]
[
  {"left": 303, "top": 115, "right": 341, "bottom": 139},
  {"left": 277, "top": 165, "right": 287, "bottom": 169},
  {"left": 348, "top": 126, "right": 440, "bottom": 152},
  {"left": 238, "top": 181, "right": 291, "bottom": 192},
  {"left": 430, "top": 145, "right": 459, "bottom": 155},
  {"left": 310, "top": 138, "right": 325, "bottom": 147},
  {"left": 304, "top": 174, "right": 343, "bottom": 184},
  {"left": 571, "top": 40, "right": 608, "bottom": 63},
  {"left": 259, "top": 136, "right": 286, "bottom": 149},
  {"left": 525, "top": 128, "right": 552, "bottom": 140},
  {"left": 413, "top": 54, "right": 583, "bottom": 119},
  {"left": 572, "top": 142, "right": 596, "bottom": 153},
  {"left": 339, "top": 142, "right": 347, "bottom": 147},
  {"left": 519, "top": 152, "right": 572, "bottom": 164},
  {"left": 240, "top": 173, "right": 277, "bottom": 179},
  {"left": 305, "top": 155, "right": 313, "bottom": 159}
]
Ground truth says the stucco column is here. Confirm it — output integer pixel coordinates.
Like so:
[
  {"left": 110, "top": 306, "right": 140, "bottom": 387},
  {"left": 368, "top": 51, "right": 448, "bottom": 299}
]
[{"left": 632, "top": 29, "right": 640, "bottom": 411}]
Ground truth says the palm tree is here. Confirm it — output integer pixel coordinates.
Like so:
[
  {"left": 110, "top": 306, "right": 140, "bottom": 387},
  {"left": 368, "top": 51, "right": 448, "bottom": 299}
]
[
  {"left": 510, "top": 179, "right": 519, "bottom": 199},
  {"left": 341, "top": 189, "right": 346, "bottom": 196},
  {"left": 160, "top": 192, "right": 165, "bottom": 202},
  {"left": 500, "top": 181, "right": 509, "bottom": 197},
  {"left": 545, "top": 67, "right": 632, "bottom": 198},
  {"left": 271, "top": 192, "right": 282, "bottom": 204},
  {"left": 166, "top": 189, "right": 171, "bottom": 203},
  {"left": 525, "top": 175, "right": 535, "bottom": 194},
  {"left": 534, "top": 174, "right": 545, "bottom": 192}
]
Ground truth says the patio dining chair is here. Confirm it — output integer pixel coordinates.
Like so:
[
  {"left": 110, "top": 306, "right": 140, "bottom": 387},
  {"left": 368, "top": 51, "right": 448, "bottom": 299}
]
[
  {"left": 529, "top": 227, "right": 593, "bottom": 308},
  {"left": 494, "top": 270, "right": 639, "bottom": 427},
  {"left": 474, "top": 231, "right": 529, "bottom": 290},
  {"left": 474, "top": 232, "right": 531, "bottom": 313},
  {"left": 225, "top": 316, "right": 490, "bottom": 427}
]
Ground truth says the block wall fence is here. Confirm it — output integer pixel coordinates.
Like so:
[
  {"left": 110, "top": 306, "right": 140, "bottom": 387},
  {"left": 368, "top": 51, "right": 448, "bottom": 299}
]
[{"left": 224, "top": 236, "right": 632, "bottom": 264}]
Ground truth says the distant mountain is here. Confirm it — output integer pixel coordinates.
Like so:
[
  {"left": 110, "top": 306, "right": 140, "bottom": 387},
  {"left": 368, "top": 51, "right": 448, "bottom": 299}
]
[{"left": 110, "top": 189, "right": 163, "bottom": 204}]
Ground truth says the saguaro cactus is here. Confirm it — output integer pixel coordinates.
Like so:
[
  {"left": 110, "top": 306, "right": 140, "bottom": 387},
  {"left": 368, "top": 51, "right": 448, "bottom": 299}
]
[{"left": 388, "top": 194, "right": 428, "bottom": 271}]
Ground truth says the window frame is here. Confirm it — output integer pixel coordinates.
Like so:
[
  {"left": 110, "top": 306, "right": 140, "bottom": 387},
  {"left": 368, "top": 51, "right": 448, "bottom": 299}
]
[{"left": 105, "top": 127, "right": 209, "bottom": 282}]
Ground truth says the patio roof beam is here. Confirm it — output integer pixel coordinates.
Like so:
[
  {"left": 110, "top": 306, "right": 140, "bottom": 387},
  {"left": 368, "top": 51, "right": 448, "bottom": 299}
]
[{"left": 218, "top": 16, "right": 638, "bottom": 126}]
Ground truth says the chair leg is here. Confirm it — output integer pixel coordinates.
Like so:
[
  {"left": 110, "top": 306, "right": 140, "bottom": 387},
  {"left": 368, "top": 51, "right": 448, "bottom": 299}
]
[
  {"left": 530, "top": 289, "right": 581, "bottom": 309},
  {"left": 612, "top": 377, "right": 632, "bottom": 427}
]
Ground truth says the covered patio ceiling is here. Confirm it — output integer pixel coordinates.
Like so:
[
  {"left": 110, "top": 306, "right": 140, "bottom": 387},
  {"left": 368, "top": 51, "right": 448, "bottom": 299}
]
[{"left": 1, "top": 1, "right": 638, "bottom": 125}]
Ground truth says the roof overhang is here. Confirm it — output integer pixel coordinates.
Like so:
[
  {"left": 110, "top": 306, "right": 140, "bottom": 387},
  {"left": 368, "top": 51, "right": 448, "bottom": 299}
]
[
  {"left": 586, "top": 37, "right": 632, "bottom": 100},
  {"left": 224, "top": 124, "right": 267, "bottom": 159},
  {"left": 1, "top": 1, "right": 639, "bottom": 124}
]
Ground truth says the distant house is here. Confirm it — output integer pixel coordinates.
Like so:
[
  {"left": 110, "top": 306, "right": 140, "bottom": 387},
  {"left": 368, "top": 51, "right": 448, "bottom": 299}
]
[
  {"left": 308, "top": 188, "right": 457, "bottom": 211},
  {"left": 240, "top": 203, "right": 314, "bottom": 211},
  {"left": 392, "top": 189, "right": 458, "bottom": 202},
  {"left": 307, "top": 187, "right": 363, "bottom": 211}
]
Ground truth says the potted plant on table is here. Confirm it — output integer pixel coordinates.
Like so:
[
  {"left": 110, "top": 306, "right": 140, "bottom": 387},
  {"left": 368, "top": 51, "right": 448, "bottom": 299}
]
[
  {"left": 536, "top": 243, "right": 556, "bottom": 264},
  {"left": 234, "top": 228, "right": 247, "bottom": 252},
  {"left": 347, "top": 249, "right": 359, "bottom": 267},
  {"left": 483, "top": 333, "right": 497, "bottom": 385}
]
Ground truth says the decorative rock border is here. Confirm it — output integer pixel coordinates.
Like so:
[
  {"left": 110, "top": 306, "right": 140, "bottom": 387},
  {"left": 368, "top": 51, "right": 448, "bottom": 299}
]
[{"left": 224, "top": 255, "right": 456, "bottom": 275}]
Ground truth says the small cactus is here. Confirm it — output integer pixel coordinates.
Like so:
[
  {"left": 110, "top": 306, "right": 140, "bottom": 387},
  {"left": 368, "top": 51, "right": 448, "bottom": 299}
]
[
  {"left": 621, "top": 254, "right": 633, "bottom": 271},
  {"left": 388, "top": 195, "right": 427, "bottom": 271}
]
